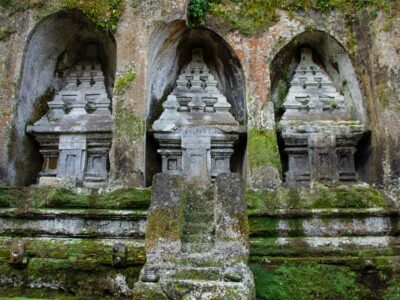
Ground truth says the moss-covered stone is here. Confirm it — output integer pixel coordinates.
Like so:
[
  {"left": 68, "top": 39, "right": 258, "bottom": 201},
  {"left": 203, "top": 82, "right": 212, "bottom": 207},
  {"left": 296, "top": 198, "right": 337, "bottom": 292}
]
[
  {"left": 0, "top": 0, "right": 124, "bottom": 33},
  {"left": 0, "top": 26, "right": 16, "bottom": 41},
  {"left": 114, "top": 70, "right": 136, "bottom": 96},
  {"left": 0, "top": 187, "right": 151, "bottom": 209},
  {"left": 145, "top": 175, "right": 187, "bottom": 253},
  {"left": 113, "top": 108, "right": 144, "bottom": 144},
  {"left": 62, "top": 0, "right": 124, "bottom": 33},
  {"left": 208, "top": 0, "right": 397, "bottom": 36},
  {"left": 385, "top": 275, "right": 400, "bottom": 300},
  {"left": 0, "top": 237, "right": 146, "bottom": 265},
  {"left": 250, "top": 263, "right": 362, "bottom": 300},
  {"left": 0, "top": 257, "right": 141, "bottom": 298},
  {"left": 247, "top": 128, "right": 281, "bottom": 174},
  {"left": 246, "top": 184, "right": 388, "bottom": 212}
]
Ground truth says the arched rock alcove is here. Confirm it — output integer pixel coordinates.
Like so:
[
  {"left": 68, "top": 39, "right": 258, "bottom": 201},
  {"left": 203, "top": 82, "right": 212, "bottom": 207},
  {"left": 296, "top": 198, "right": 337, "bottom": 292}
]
[
  {"left": 270, "top": 30, "right": 370, "bottom": 185},
  {"left": 145, "top": 21, "right": 246, "bottom": 185},
  {"left": 7, "top": 10, "right": 116, "bottom": 186}
]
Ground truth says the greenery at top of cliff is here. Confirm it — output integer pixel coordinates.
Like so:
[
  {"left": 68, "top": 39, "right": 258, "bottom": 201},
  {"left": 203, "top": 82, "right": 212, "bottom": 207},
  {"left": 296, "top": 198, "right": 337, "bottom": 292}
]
[
  {"left": 63, "top": 0, "right": 124, "bottom": 33},
  {"left": 188, "top": 0, "right": 210, "bottom": 27},
  {"left": 207, "top": 0, "right": 398, "bottom": 35},
  {"left": 0, "top": 0, "right": 124, "bottom": 33}
]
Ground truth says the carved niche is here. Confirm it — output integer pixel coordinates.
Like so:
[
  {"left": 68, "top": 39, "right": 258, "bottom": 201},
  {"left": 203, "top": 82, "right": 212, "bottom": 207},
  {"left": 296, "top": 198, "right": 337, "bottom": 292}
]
[
  {"left": 152, "top": 48, "right": 243, "bottom": 184},
  {"left": 27, "top": 44, "right": 112, "bottom": 187},
  {"left": 279, "top": 48, "right": 365, "bottom": 187}
]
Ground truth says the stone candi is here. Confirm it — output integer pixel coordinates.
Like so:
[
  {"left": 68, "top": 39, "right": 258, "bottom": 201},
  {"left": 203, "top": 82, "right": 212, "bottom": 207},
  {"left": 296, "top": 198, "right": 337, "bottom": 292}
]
[
  {"left": 152, "top": 48, "right": 244, "bottom": 184},
  {"left": 279, "top": 48, "right": 366, "bottom": 187},
  {"left": 27, "top": 44, "right": 112, "bottom": 188}
]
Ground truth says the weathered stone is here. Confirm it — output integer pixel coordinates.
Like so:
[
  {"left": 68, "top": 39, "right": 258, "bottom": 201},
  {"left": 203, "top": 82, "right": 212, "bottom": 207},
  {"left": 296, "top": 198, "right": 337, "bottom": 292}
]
[
  {"left": 279, "top": 48, "right": 367, "bottom": 187},
  {"left": 26, "top": 44, "right": 112, "bottom": 188},
  {"left": 134, "top": 173, "right": 255, "bottom": 299},
  {"left": 8, "top": 241, "right": 27, "bottom": 265},
  {"left": 152, "top": 48, "right": 244, "bottom": 184},
  {"left": 223, "top": 267, "right": 243, "bottom": 282},
  {"left": 112, "top": 243, "right": 127, "bottom": 267}
]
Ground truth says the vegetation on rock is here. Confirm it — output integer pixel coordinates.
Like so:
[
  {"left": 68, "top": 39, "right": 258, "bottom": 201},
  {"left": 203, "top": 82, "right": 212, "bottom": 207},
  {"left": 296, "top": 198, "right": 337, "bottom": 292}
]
[
  {"left": 188, "top": 0, "right": 210, "bottom": 27},
  {"left": 114, "top": 70, "right": 136, "bottom": 95},
  {"left": 248, "top": 128, "right": 282, "bottom": 174},
  {"left": 208, "top": 0, "right": 399, "bottom": 35},
  {"left": 0, "top": 0, "right": 124, "bottom": 33},
  {"left": 246, "top": 184, "right": 388, "bottom": 211},
  {"left": 0, "top": 187, "right": 151, "bottom": 209},
  {"left": 251, "top": 263, "right": 362, "bottom": 299}
]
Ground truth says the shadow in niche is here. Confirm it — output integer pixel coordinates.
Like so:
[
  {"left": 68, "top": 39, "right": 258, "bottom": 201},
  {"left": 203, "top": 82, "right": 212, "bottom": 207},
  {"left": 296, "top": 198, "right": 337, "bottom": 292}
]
[
  {"left": 355, "top": 131, "right": 372, "bottom": 183},
  {"left": 270, "top": 30, "right": 370, "bottom": 185},
  {"left": 8, "top": 10, "right": 116, "bottom": 186},
  {"left": 145, "top": 23, "right": 247, "bottom": 186}
]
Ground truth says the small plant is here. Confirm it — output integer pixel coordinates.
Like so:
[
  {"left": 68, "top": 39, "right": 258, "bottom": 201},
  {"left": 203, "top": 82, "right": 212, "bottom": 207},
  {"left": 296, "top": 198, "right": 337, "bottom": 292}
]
[
  {"left": 114, "top": 70, "right": 136, "bottom": 95},
  {"left": 330, "top": 100, "right": 338, "bottom": 109},
  {"left": 188, "top": 0, "right": 210, "bottom": 27}
]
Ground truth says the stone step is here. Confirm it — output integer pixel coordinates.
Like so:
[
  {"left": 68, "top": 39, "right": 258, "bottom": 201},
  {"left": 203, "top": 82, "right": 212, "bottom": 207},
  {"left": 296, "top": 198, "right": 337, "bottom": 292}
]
[
  {"left": 181, "top": 242, "right": 214, "bottom": 253},
  {"left": 160, "top": 279, "right": 250, "bottom": 300},
  {"left": 185, "top": 211, "right": 214, "bottom": 223},
  {"left": 183, "top": 223, "right": 214, "bottom": 235},
  {"left": 166, "top": 267, "right": 221, "bottom": 281},
  {"left": 182, "top": 233, "right": 214, "bottom": 243},
  {"left": 186, "top": 199, "right": 214, "bottom": 211}
]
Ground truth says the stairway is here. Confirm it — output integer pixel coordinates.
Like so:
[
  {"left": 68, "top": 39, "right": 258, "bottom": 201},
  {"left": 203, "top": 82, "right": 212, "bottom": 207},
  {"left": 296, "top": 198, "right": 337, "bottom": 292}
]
[
  {"left": 181, "top": 185, "right": 215, "bottom": 254},
  {"left": 133, "top": 174, "right": 255, "bottom": 299}
]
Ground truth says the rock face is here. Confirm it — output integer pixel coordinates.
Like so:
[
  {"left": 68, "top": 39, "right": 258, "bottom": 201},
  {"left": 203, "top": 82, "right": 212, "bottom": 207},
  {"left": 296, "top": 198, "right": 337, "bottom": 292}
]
[
  {"left": 152, "top": 48, "right": 244, "bottom": 184},
  {"left": 26, "top": 44, "right": 112, "bottom": 188},
  {"left": 279, "top": 48, "right": 366, "bottom": 187},
  {"left": 133, "top": 173, "right": 255, "bottom": 299}
]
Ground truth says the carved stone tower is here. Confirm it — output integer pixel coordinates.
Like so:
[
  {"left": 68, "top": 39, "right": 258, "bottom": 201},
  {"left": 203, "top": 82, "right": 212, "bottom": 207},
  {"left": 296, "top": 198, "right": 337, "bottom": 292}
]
[
  {"left": 152, "top": 48, "right": 243, "bottom": 184},
  {"left": 27, "top": 44, "right": 112, "bottom": 188},
  {"left": 134, "top": 49, "right": 254, "bottom": 299},
  {"left": 279, "top": 48, "right": 366, "bottom": 187}
]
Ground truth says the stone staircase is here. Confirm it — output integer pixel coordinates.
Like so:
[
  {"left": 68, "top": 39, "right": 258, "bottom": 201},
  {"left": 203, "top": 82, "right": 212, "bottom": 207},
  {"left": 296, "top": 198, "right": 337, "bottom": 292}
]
[
  {"left": 181, "top": 185, "right": 215, "bottom": 254},
  {"left": 133, "top": 174, "right": 255, "bottom": 299}
]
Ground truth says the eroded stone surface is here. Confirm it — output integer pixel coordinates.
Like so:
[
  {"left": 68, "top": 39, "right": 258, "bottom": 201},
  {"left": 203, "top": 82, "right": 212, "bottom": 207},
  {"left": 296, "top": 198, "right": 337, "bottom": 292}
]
[
  {"left": 152, "top": 48, "right": 244, "bottom": 184},
  {"left": 280, "top": 48, "right": 366, "bottom": 187},
  {"left": 27, "top": 44, "right": 112, "bottom": 188},
  {"left": 134, "top": 173, "right": 255, "bottom": 299}
]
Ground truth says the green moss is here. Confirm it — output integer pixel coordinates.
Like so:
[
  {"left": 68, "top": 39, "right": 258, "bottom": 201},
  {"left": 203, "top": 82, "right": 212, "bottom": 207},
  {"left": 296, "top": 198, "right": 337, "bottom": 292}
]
[
  {"left": 0, "top": 0, "right": 124, "bottom": 33},
  {"left": 208, "top": 0, "right": 397, "bottom": 36},
  {"left": 0, "top": 187, "right": 151, "bottom": 210},
  {"left": 0, "top": 26, "right": 15, "bottom": 41},
  {"left": 0, "top": 237, "right": 146, "bottom": 264},
  {"left": 145, "top": 178, "right": 187, "bottom": 252},
  {"left": 249, "top": 217, "right": 279, "bottom": 237},
  {"left": 113, "top": 106, "right": 144, "bottom": 143},
  {"left": 114, "top": 70, "right": 136, "bottom": 95},
  {"left": 97, "top": 188, "right": 151, "bottom": 209},
  {"left": 385, "top": 276, "right": 400, "bottom": 300},
  {"left": 251, "top": 263, "right": 362, "bottom": 300},
  {"left": 246, "top": 184, "right": 388, "bottom": 212},
  {"left": 0, "top": 254, "right": 142, "bottom": 298},
  {"left": 248, "top": 128, "right": 282, "bottom": 174},
  {"left": 62, "top": 0, "right": 124, "bottom": 33}
]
